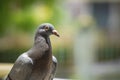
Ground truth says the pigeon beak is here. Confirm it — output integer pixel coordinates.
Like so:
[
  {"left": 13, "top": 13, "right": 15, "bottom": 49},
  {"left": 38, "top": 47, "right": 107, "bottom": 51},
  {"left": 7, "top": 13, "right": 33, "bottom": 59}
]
[{"left": 52, "top": 30, "right": 60, "bottom": 37}]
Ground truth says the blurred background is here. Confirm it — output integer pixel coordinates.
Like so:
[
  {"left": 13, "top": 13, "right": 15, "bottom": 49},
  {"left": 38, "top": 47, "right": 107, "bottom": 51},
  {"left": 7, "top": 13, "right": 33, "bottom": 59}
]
[{"left": 0, "top": 0, "right": 120, "bottom": 80}]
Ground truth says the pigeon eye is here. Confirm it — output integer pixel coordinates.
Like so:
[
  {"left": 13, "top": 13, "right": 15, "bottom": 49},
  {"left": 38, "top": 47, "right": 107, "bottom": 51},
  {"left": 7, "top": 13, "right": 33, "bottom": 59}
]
[{"left": 44, "top": 26, "right": 49, "bottom": 31}]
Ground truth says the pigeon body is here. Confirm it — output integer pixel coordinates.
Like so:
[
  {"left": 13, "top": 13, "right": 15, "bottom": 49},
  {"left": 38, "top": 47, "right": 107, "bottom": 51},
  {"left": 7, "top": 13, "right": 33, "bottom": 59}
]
[{"left": 6, "top": 23, "right": 59, "bottom": 80}]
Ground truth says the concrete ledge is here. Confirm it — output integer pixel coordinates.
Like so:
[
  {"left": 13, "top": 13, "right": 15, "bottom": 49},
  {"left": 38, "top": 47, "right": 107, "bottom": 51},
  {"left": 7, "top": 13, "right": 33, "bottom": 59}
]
[{"left": 0, "top": 63, "right": 13, "bottom": 78}]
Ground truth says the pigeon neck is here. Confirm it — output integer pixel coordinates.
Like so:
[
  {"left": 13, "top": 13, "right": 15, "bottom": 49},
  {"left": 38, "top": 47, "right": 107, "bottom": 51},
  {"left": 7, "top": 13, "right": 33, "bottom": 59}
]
[
  {"left": 34, "top": 35, "right": 51, "bottom": 47},
  {"left": 45, "top": 36, "right": 51, "bottom": 47},
  {"left": 28, "top": 36, "right": 52, "bottom": 60}
]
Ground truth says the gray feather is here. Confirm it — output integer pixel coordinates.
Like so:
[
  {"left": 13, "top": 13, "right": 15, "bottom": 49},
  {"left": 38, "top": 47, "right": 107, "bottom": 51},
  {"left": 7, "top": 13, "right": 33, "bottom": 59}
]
[
  {"left": 6, "top": 53, "right": 33, "bottom": 80},
  {"left": 49, "top": 56, "right": 57, "bottom": 80}
]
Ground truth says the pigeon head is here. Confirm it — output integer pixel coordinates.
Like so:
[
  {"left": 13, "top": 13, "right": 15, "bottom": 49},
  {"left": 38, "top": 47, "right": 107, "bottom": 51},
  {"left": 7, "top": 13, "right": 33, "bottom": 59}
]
[{"left": 35, "top": 23, "right": 60, "bottom": 39}]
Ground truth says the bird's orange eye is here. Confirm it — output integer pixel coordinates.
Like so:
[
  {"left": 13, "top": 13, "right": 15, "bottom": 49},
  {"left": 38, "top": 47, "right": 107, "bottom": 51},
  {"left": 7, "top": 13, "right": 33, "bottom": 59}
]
[{"left": 45, "top": 26, "right": 49, "bottom": 31}]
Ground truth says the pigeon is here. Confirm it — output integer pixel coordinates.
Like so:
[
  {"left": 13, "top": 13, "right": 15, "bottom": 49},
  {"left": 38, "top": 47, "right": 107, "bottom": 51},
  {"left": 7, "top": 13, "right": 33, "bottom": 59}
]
[{"left": 6, "top": 23, "right": 60, "bottom": 80}]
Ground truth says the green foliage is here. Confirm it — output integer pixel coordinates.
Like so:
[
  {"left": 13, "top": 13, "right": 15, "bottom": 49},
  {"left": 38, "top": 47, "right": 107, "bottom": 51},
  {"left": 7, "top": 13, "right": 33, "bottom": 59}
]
[
  {"left": 97, "top": 45, "right": 120, "bottom": 62},
  {"left": 0, "top": 0, "right": 11, "bottom": 36},
  {"left": 12, "top": 9, "right": 36, "bottom": 32},
  {"left": 0, "top": 48, "right": 28, "bottom": 63},
  {"left": 0, "top": 0, "right": 62, "bottom": 36}
]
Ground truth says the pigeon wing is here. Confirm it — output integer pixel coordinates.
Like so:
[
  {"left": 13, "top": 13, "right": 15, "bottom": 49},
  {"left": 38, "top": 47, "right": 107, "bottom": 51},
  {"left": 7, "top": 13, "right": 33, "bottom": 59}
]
[
  {"left": 49, "top": 56, "right": 57, "bottom": 80},
  {"left": 6, "top": 54, "right": 33, "bottom": 80}
]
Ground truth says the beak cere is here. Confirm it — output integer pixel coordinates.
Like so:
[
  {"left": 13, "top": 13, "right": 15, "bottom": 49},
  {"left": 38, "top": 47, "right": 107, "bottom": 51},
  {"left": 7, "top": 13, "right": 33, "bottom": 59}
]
[{"left": 52, "top": 30, "right": 60, "bottom": 37}]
